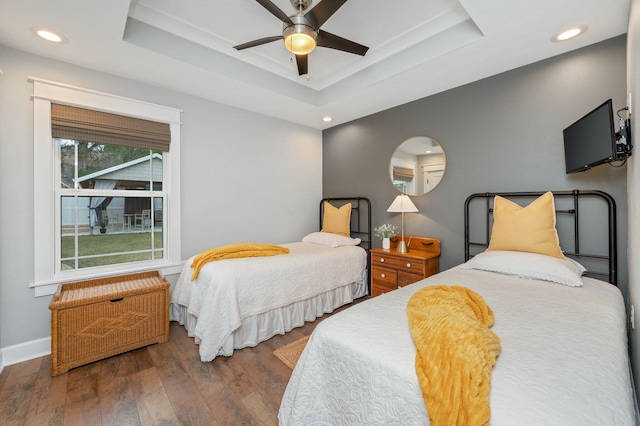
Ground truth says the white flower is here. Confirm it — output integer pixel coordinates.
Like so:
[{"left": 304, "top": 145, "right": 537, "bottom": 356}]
[{"left": 374, "top": 223, "right": 398, "bottom": 239}]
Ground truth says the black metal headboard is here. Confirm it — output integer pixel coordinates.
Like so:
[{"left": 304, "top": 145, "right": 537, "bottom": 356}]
[
  {"left": 320, "top": 197, "right": 372, "bottom": 250},
  {"left": 320, "top": 197, "right": 372, "bottom": 292},
  {"left": 464, "top": 190, "right": 617, "bottom": 285}
]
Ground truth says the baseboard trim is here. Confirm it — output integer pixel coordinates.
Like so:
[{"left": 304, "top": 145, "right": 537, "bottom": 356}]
[{"left": 0, "top": 337, "right": 51, "bottom": 371}]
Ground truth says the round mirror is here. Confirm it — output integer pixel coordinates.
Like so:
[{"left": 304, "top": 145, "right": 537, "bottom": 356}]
[{"left": 389, "top": 136, "right": 446, "bottom": 196}]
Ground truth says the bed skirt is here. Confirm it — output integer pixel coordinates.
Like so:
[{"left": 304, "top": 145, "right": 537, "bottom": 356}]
[{"left": 170, "top": 279, "right": 367, "bottom": 360}]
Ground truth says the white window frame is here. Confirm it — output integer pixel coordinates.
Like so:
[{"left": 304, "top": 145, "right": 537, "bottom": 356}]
[{"left": 31, "top": 78, "right": 182, "bottom": 297}]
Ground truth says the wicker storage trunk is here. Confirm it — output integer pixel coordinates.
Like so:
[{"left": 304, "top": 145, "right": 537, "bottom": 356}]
[{"left": 49, "top": 271, "right": 170, "bottom": 376}]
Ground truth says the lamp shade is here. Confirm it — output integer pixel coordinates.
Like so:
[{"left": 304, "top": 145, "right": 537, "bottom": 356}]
[{"left": 387, "top": 194, "right": 419, "bottom": 213}]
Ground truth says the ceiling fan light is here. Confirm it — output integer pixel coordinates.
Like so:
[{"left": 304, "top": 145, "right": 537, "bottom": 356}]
[
  {"left": 284, "top": 32, "right": 316, "bottom": 55},
  {"left": 283, "top": 17, "right": 317, "bottom": 55}
]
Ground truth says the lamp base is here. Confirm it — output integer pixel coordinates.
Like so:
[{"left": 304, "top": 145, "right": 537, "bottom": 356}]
[{"left": 396, "top": 240, "right": 408, "bottom": 253}]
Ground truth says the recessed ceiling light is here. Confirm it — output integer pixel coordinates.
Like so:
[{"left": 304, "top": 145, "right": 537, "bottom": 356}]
[
  {"left": 31, "top": 27, "right": 67, "bottom": 44},
  {"left": 322, "top": 116, "right": 333, "bottom": 122},
  {"left": 552, "top": 25, "right": 587, "bottom": 42}
]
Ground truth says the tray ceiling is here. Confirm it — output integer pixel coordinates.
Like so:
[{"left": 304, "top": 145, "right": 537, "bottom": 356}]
[{"left": 0, "top": 0, "right": 630, "bottom": 128}]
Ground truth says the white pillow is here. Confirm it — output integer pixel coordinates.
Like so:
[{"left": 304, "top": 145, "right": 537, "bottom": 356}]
[
  {"left": 460, "top": 250, "right": 586, "bottom": 287},
  {"left": 302, "top": 232, "right": 361, "bottom": 248}
]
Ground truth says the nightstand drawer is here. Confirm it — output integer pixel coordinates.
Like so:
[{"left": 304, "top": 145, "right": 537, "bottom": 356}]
[
  {"left": 371, "top": 265, "right": 397, "bottom": 298},
  {"left": 398, "top": 271, "right": 423, "bottom": 287},
  {"left": 371, "top": 266, "right": 397, "bottom": 286},
  {"left": 372, "top": 253, "right": 424, "bottom": 274}
]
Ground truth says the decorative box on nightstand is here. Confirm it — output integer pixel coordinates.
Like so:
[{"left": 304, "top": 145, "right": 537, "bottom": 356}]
[{"left": 370, "top": 236, "right": 440, "bottom": 297}]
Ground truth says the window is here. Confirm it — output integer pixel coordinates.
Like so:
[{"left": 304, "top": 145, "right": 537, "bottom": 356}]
[
  {"left": 58, "top": 143, "right": 164, "bottom": 270},
  {"left": 392, "top": 166, "right": 414, "bottom": 194},
  {"left": 32, "top": 79, "right": 182, "bottom": 296}
]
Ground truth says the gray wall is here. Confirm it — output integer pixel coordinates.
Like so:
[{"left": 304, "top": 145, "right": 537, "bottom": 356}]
[
  {"left": 0, "top": 45, "right": 322, "bottom": 350},
  {"left": 323, "top": 36, "right": 629, "bottom": 296}
]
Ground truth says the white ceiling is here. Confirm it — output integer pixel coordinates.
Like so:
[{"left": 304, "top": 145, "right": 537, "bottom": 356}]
[{"left": 0, "top": 0, "right": 630, "bottom": 129}]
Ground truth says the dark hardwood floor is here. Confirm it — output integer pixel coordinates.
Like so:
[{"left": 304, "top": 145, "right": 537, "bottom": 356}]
[{"left": 0, "top": 302, "right": 358, "bottom": 426}]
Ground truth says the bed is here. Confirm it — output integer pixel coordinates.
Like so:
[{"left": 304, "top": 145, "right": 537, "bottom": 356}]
[
  {"left": 279, "top": 190, "right": 636, "bottom": 425},
  {"left": 170, "top": 196, "right": 371, "bottom": 362}
]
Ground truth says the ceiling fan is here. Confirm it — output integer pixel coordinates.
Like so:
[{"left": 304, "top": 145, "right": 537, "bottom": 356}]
[{"left": 233, "top": 0, "right": 369, "bottom": 76}]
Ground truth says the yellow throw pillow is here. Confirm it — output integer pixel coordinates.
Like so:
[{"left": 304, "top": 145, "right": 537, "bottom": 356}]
[
  {"left": 487, "top": 192, "right": 564, "bottom": 259},
  {"left": 321, "top": 202, "right": 351, "bottom": 237}
]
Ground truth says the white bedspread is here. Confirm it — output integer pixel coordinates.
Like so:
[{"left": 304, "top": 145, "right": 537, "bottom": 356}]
[
  {"left": 171, "top": 242, "right": 367, "bottom": 361},
  {"left": 279, "top": 266, "right": 635, "bottom": 425}
]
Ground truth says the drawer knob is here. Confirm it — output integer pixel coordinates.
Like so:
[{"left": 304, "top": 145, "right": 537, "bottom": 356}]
[
  {"left": 381, "top": 274, "right": 386, "bottom": 278},
  {"left": 380, "top": 258, "right": 385, "bottom": 263},
  {"left": 406, "top": 263, "right": 411, "bottom": 268}
]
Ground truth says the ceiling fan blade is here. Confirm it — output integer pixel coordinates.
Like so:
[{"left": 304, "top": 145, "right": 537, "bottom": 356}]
[
  {"left": 317, "top": 30, "right": 369, "bottom": 56},
  {"left": 255, "top": 0, "right": 294, "bottom": 25},
  {"left": 295, "top": 54, "right": 308, "bottom": 75},
  {"left": 305, "top": 0, "right": 348, "bottom": 28},
  {"left": 233, "top": 35, "right": 283, "bottom": 51}
]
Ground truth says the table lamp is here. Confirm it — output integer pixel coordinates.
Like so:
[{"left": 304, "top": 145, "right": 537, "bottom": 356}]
[{"left": 387, "top": 194, "right": 419, "bottom": 253}]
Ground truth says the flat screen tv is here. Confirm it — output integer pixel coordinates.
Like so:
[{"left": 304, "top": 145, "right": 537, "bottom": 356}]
[{"left": 563, "top": 99, "right": 617, "bottom": 174}]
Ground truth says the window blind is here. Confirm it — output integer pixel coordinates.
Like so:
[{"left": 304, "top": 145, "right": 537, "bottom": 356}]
[
  {"left": 393, "top": 166, "right": 414, "bottom": 182},
  {"left": 51, "top": 103, "right": 171, "bottom": 152}
]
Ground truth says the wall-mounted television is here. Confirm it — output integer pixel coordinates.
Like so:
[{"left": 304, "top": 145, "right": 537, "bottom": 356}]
[{"left": 563, "top": 99, "right": 617, "bottom": 174}]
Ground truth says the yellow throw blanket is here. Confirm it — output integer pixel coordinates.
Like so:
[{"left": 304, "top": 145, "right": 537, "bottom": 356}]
[
  {"left": 190, "top": 242, "right": 290, "bottom": 280},
  {"left": 407, "top": 285, "right": 501, "bottom": 426}
]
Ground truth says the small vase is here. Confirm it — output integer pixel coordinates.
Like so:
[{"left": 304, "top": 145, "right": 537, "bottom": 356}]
[{"left": 382, "top": 237, "right": 390, "bottom": 250}]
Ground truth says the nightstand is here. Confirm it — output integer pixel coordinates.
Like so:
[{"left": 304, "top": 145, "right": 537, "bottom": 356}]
[{"left": 370, "top": 236, "right": 440, "bottom": 297}]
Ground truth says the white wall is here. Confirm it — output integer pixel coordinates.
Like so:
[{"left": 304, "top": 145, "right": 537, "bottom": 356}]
[
  {"left": 626, "top": 0, "right": 640, "bottom": 398},
  {"left": 0, "top": 45, "right": 322, "bottom": 356}
]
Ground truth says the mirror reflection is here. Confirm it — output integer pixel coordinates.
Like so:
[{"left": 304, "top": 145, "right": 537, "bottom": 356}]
[{"left": 389, "top": 136, "right": 446, "bottom": 196}]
